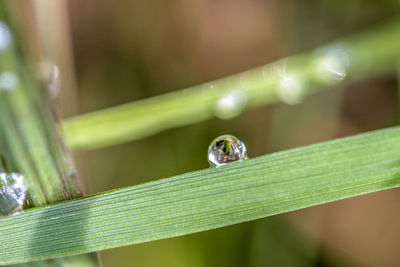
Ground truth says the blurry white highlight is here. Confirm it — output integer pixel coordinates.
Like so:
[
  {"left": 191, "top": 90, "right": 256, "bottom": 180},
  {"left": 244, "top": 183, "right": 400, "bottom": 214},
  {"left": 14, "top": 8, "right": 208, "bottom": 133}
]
[
  {"left": 214, "top": 90, "right": 248, "bottom": 119},
  {"left": 0, "top": 71, "right": 18, "bottom": 91},
  {"left": 277, "top": 74, "right": 304, "bottom": 105},
  {"left": 0, "top": 22, "right": 11, "bottom": 51},
  {"left": 39, "top": 62, "right": 60, "bottom": 99},
  {"left": 318, "top": 48, "right": 350, "bottom": 83}
]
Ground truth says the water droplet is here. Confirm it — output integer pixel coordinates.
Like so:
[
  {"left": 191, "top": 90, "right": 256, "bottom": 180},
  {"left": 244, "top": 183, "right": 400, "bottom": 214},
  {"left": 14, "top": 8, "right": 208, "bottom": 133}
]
[
  {"left": 0, "top": 172, "right": 27, "bottom": 216},
  {"left": 39, "top": 62, "right": 60, "bottom": 99},
  {"left": 214, "top": 90, "right": 248, "bottom": 119},
  {"left": 277, "top": 74, "right": 305, "bottom": 105},
  {"left": 0, "top": 22, "right": 11, "bottom": 51},
  {"left": 316, "top": 47, "right": 350, "bottom": 84},
  {"left": 0, "top": 71, "right": 18, "bottom": 91},
  {"left": 208, "top": 135, "right": 248, "bottom": 167}
]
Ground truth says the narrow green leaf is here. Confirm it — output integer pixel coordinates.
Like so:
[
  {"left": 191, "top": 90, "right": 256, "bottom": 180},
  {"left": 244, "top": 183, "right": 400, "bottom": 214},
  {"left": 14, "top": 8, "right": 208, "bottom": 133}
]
[
  {"left": 0, "top": 16, "right": 82, "bottom": 206},
  {"left": 1, "top": 126, "right": 400, "bottom": 264},
  {"left": 0, "top": 6, "right": 97, "bottom": 266},
  {"left": 62, "top": 18, "right": 400, "bottom": 150}
]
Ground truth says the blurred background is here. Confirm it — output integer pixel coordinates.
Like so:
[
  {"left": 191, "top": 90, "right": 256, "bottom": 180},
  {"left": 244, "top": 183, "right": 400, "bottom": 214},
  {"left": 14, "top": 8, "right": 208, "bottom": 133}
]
[{"left": 8, "top": 0, "right": 400, "bottom": 266}]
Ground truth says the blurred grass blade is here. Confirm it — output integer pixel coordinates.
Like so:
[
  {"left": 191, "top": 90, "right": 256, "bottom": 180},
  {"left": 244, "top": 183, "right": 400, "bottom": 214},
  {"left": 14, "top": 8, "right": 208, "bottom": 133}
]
[
  {"left": 0, "top": 4, "right": 98, "bottom": 266},
  {"left": 62, "top": 18, "right": 400, "bottom": 150},
  {"left": 0, "top": 10, "right": 82, "bottom": 206},
  {"left": 2, "top": 126, "right": 400, "bottom": 264}
]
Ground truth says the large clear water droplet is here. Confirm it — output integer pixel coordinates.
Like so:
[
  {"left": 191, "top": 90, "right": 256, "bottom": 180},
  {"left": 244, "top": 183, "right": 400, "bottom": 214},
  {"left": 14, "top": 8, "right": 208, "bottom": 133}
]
[
  {"left": 0, "top": 172, "right": 27, "bottom": 216},
  {"left": 208, "top": 135, "right": 248, "bottom": 167}
]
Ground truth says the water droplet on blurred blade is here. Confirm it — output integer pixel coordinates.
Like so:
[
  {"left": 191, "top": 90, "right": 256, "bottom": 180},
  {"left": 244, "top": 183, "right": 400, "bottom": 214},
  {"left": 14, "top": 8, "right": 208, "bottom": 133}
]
[
  {"left": 214, "top": 90, "right": 248, "bottom": 119},
  {"left": 277, "top": 74, "right": 304, "bottom": 105},
  {"left": 0, "top": 71, "right": 18, "bottom": 91},
  {"left": 39, "top": 62, "right": 60, "bottom": 99},
  {"left": 317, "top": 48, "right": 350, "bottom": 84},
  {"left": 0, "top": 22, "right": 11, "bottom": 51},
  {"left": 0, "top": 172, "right": 27, "bottom": 216},
  {"left": 208, "top": 135, "right": 248, "bottom": 167}
]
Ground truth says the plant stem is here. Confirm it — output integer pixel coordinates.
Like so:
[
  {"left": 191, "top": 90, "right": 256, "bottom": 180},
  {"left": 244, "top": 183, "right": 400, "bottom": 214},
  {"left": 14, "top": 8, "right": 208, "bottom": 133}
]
[
  {"left": 0, "top": 4, "right": 99, "bottom": 266},
  {"left": 62, "top": 18, "right": 400, "bottom": 150},
  {"left": 0, "top": 6, "right": 82, "bottom": 207}
]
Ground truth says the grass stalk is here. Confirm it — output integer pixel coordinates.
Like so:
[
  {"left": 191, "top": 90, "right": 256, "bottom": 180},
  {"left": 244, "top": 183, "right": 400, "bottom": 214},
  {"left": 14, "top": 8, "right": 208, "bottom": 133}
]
[
  {"left": 62, "top": 18, "right": 400, "bottom": 150},
  {"left": 0, "top": 4, "right": 97, "bottom": 266}
]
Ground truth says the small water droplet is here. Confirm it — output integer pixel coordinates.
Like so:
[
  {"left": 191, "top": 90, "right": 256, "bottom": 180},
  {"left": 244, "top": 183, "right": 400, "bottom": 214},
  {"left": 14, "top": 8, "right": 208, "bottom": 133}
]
[
  {"left": 208, "top": 135, "right": 248, "bottom": 167},
  {"left": 0, "top": 172, "right": 27, "bottom": 216},
  {"left": 277, "top": 74, "right": 305, "bottom": 105},
  {"left": 39, "top": 62, "right": 60, "bottom": 99},
  {"left": 316, "top": 47, "right": 350, "bottom": 84},
  {"left": 0, "top": 22, "right": 11, "bottom": 51},
  {"left": 214, "top": 90, "right": 248, "bottom": 119},
  {"left": 0, "top": 71, "right": 18, "bottom": 91}
]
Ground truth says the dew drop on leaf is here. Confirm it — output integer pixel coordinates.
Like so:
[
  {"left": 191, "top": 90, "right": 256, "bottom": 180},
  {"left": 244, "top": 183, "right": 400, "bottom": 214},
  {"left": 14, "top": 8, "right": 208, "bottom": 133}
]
[
  {"left": 0, "top": 172, "right": 27, "bottom": 216},
  {"left": 208, "top": 135, "right": 248, "bottom": 167}
]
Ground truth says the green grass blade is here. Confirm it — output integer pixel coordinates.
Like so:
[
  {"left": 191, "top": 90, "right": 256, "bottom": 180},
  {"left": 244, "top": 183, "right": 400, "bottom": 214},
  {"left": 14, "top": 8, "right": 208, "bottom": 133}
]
[
  {"left": 0, "top": 7, "right": 97, "bottom": 266},
  {"left": 62, "top": 18, "right": 400, "bottom": 150},
  {"left": 0, "top": 15, "right": 82, "bottom": 206},
  {"left": 1, "top": 126, "right": 400, "bottom": 264}
]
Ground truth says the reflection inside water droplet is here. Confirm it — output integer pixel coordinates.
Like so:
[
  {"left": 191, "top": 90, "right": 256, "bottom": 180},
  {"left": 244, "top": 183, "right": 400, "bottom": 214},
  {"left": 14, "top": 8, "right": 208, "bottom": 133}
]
[
  {"left": 0, "top": 172, "right": 27, "bottom": 216},
  {"left": 0, "top": 71, "right": 18, "bottom": 91},
  {"left": 0, "top": 22, "right": 11, "bottom": 51},
  {"left": 214, "top": 90, "right": 248, "bottom": 119},
  {"left": 208, "top": 135, "right": 248, "bottom": 167}
]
